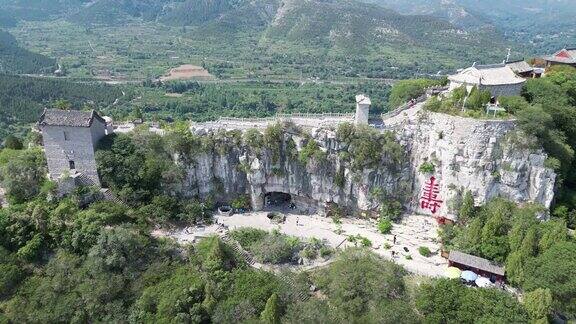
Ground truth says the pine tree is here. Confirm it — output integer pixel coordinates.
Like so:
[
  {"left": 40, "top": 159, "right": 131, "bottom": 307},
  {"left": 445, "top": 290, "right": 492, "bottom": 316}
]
[
  {"left": 458, "top": 191, "right": 475, "bottom": 224},
  {"left": 523, "top": 288, "right": 553, "bottom": 321},
  {"left": 132, "top": 106, "right": 143, "bottom": 121},
  {"left": 260, "top": 293, "right": 281, "bottom": 324},
  {"left": 3, "top": 135, "right": 23, "bottom": 150}
]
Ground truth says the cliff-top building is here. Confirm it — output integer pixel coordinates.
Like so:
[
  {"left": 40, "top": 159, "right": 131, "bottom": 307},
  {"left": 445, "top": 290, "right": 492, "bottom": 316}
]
[
  {"left": 543, "top": 48, "right": 576, "bottom": 68},
  {"left": 448, "top": 63, "right": 526, "bottom": 99},
  {"left": 38, "top": 109, "right": 110, "bottom": 185}
]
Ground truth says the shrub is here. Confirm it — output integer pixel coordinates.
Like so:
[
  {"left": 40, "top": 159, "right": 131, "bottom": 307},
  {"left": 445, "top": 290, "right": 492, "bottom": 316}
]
[
  {"left": 544, "top": 157, "right": 561, "bottom": 170},
  {"left": 360, "top": 237, "right": 372, "bottom": 247},
  {"left": 378, "top": 218, "right": 393, "bottom": 234},
  {"left": 418, "top": 246, "right": 432, "bottom": 257},
  {"left": 301, "top": 247, "right": 317, "bottom": 259},
  {"left": 2, "top": 135, "right": 23, "bottom": 150},
  {"left": 379, "top": 200, "right": 403, "bottom": 222},
  {"left": 230, "top": 228, "right": 268, "bottom": 249},
  {"left": 319, "top": 246, "right": 333, "bottom": 258},
  {"left": 230, "top": 195, "right": 251, "bottom": 210},
  {"left": 251, "top": 234, "right": 297, "bottom": 264},
  {"left": 424, "top": 96, "right": 442, "bottom": 112},
  {"left": 419, "top": 162, "right": 435, "bottom": 174},
  {"left": 298, "top": 138, "right": 326, "bottom": 166},
  {"left": 243, "top": 128, "right": 264, "bottom": 150}
]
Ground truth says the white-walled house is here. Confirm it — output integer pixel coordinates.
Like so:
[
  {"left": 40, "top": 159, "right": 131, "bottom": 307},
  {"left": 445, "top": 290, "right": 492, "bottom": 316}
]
[{"left": 448, "top": 63, "right": 525, "bottom": 99}]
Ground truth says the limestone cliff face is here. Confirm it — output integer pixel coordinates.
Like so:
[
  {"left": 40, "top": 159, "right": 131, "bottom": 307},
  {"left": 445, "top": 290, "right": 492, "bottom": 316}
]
[
  {"left": 181, "top": 109, "right": 556, "bottom": 218},
  {"left": 390, "top": 108, "right": 556, "bottom": 218},
  {"left": 179, "top": 127, "right": 407, "bottom": 214}
]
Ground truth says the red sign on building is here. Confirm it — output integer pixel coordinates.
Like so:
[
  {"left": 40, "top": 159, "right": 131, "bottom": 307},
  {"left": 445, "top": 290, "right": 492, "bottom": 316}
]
[{"left": 420, "top": 176, "right": 443, "bottom": 214}]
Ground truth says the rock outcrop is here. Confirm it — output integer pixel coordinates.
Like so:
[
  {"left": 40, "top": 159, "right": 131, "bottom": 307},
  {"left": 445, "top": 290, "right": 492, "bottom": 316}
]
[
  {"left": 179, "top": 126, "right": 408, "bottom": 215},
  {"left": 181, "top": 105, "right": 555, "bottom": 219},
  {"left": 388, "top": 106, "right": 555, "bottom": 217}
]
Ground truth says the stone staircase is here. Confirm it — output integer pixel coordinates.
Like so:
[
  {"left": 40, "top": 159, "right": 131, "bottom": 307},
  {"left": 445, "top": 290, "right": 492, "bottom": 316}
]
[
  {"left": 75, "top": 173, "right": 124, "bottom": 205},
  {"left": 220, "top": 232, "right": 310, "bottom": 301}
]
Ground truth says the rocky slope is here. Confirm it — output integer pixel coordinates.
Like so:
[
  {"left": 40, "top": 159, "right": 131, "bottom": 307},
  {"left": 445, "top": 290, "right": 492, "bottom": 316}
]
[{"left": 180, "top": 108, "right": 555, "bottom": 219}]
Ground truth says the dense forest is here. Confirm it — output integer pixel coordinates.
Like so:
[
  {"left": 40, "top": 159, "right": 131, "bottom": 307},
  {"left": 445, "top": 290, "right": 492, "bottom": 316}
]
[
  {"left": 1, "top": 124, "right": 572, "bottom": 322},
  {"left": 1, "top": 0, "right": 511, "bottom": 81},
  {"left": 132, "top": 80, "right": 392, "bottom": 122},
  {"left": 0, "top": 30, "right": 55, "bottom": 74},
  {"left": 0, "top": 74, "right": 126, "bottom": 142}
]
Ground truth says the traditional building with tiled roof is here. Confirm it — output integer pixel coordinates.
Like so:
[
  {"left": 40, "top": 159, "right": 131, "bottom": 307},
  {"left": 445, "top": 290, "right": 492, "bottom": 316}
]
[
  {"left": 38, "top": 109, "right": 111, "bottom": 185},
  {"left": 543, "top": 48, "right": 576, "bottom": 67},
  {"left": 448, "top": 250, "right": 506, "bottom": 283},
  {"left": 39, "top": 109, "right": 107, "bottom": 127},
  {"left": 448, "top": 63, "right": 526, "bottom": 98},
  {"left": 505, "top": 59, "right": 539, "bottom": 78}
]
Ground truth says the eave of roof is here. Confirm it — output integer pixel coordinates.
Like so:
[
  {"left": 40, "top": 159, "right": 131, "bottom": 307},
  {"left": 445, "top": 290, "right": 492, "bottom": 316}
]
[
  {"left": 38, "top": 109, "right": 107, "bottom": 127},
  {"left": 448, "top": 250, "right": 505, "bottom": 276}
]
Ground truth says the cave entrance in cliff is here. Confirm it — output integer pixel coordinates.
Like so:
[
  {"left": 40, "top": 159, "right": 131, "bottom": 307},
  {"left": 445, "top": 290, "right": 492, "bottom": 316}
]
[{"left": 264, "top": 192, "right": 293, "bottom": 211}]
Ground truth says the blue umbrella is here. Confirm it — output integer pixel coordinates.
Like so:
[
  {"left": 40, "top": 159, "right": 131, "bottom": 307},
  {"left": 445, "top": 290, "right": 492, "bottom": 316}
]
[{"left": 461, "top": 270, "right": 478, "bottom": 282}]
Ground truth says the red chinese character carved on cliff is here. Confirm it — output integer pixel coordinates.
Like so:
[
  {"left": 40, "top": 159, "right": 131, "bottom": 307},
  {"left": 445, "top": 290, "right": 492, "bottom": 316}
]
[{"left": 420, "top": 176, "right": 443, "bottom": 214}]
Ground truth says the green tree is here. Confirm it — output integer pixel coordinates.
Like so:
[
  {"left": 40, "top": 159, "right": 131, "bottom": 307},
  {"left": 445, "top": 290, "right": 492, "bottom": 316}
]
[
  {"left": 416, "top": 278, "right": 528, "bottom": 323},
  {"left": 53, "top": 99, "right": 72, "bottom": 110},
  {"left": 2, "top": 135, "right": 23, "bottom": 150},
  {"left": 132, "top": 106, "right": 143, "bottom": 120},
  {"left": 388, "top": 78, "right": 446, "bottom": 108},
  {"left": 523, "top": 242, "right": 576, "bottom": 317},
  {"left": 523, "top": 288, "right": 553, "bottom": 322},
  {"left": 261, "top": 293, "right": 281, "bottom": 324},
  {"left": 458, "top": 191, "right": 475, "bottom": 224},
  {"left": 315, "top": 248, "right": 406, "bottom": 317},
  {"left": 131, "top": 267, "right": 207, "bottom": 323},
  {"left": 0, "top": 148, "right": 46, "bottom": 203}
]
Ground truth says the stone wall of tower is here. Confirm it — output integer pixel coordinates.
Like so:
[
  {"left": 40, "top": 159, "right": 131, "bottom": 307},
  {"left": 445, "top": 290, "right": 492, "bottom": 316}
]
[
  {"left": 41, "top": 123, "right": 106, "bottom": 185},
  {"left": 355, "top": 103, "right": 370, "bottom": 125}
]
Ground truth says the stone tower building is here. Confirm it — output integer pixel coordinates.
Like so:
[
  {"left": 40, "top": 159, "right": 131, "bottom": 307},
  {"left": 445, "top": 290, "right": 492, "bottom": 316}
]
[
  {"left": 38, "top": 109, "right": 108, "bottom": 185},
  {"left": 355, "top": 94, "right": 371, "bottom": 125}
]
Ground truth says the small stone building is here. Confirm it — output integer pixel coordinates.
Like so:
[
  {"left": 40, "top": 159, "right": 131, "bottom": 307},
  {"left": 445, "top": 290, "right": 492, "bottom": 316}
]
[
  {"left": 38, "top": 109, "right": 108, "bottom": 185},
  {"left": 448, "top": 63, "right": 525, "bottom": 99},
  {"left": 355, "top": 94, "right": 371, "bottom": 125}
]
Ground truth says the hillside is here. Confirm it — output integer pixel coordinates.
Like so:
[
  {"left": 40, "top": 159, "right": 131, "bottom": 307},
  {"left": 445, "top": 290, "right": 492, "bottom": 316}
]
[
  {"left": 1, "top": 0, "right": 511, "bottom": 78},
  {"left": 366, "top": 0, "right": 576, "bottom": 53},
  {"left": 262, "top": 0, "right": 501, "bottom": 53},
  {"left": 0, "top": 74, "right": 125, "bottom": 142},
  {"left": 0, "top": 0, "right": 87, "bottom": 21},
  {"left": 0, "top": 30, "right": 55, "bottom": 74}
]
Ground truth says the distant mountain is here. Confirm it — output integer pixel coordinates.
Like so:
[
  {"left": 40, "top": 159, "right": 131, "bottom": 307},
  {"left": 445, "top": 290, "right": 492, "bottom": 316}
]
[
  {"left": 68, "top": 0, "right": 172, "bottom": 26},
  {"left": 0, "top": 30, "right": 56, "bottom": 74},
  {"left": 160, "top": 0, "right": 278, "bottom": 34},
  {"left": 0, "top": 0, "right": 513, "bottom": 76},
  {"left": 365, "top": 0, "right": 576, "bottom": 52},
  {"left": 361, "top": 0, "right": 492, "bottom": 29},
  {"left": 263, "top": 0, "right": 490, "bottom": 50},
  {"left": 0, "top": 10, "right": 17, "bottom": 27},
  {"left": 0, "top": 0, "right": 87, "bottom": 21}
]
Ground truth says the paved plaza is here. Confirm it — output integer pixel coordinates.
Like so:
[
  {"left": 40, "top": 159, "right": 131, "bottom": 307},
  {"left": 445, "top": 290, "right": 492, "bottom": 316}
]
[{"left": 153, "top": 211, "right": 448, "bottom": 278}]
